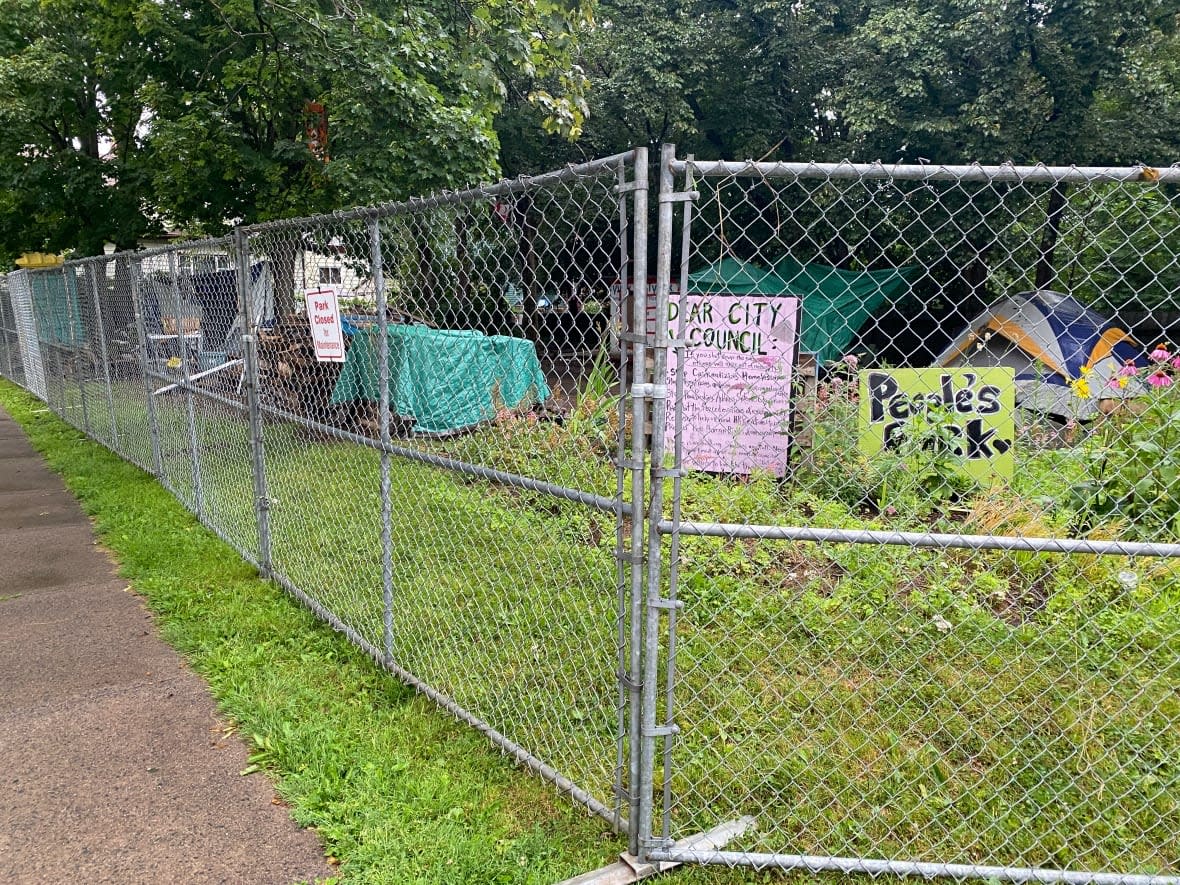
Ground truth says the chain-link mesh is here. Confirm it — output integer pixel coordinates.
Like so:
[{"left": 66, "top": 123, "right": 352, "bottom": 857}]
[
  {"left": 643, "top": 157, "right": 1180, "bottom": 879},
  {"left": 0, "top": 273, "right": 24, "bottom": 389},
  {"left": 241, "top": 153, "right": 643, "bottom": 831},
  {"left": 0, "top": 152, "right": 651, "bottom": 844}
]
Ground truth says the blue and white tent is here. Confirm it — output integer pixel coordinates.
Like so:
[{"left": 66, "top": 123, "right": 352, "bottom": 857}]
[{"left": 935, "top": 289, "right": 1141, "bottom": 420}]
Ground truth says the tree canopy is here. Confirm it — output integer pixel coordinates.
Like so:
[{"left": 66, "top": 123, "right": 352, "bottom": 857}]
[
  {"left": 3, "top": 0, "right": 1178, "bottom": 265},
  {"left": 499, "top": 0, "right": 1180, "bottom": 173},
  {"left": 0, "top": 0, "right": 591, "bottom": 262}
]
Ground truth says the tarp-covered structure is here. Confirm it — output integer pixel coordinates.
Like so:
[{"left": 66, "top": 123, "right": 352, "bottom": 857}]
[
  {"left": 685, "top": 256, "right": 914, "bottom": 364},
  {"left": 331, "top": 324, "right": 550, "bottom": 435},
  {"left": 934, "top": 289, "right": 1140, "bottom": 420}
]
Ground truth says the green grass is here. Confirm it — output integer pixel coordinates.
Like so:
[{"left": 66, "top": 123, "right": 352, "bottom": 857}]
[{"left": 6, "top": 371, "right": 1179, "bottom": 881}]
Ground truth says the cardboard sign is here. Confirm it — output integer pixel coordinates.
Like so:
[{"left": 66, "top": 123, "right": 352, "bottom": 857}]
[
  {"left": 858, "top": 368, "right": 1015, "bottom": 483},
  {"left": 304, "top": 288, "right": 346, "bottom": 363},
  {"left": 667, "top": 293, "right": 800, "bottom": 475}
]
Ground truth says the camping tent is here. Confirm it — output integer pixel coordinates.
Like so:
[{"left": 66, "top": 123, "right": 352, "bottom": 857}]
[
  {"left": 685, "top": 256, "right": 913, "bottom": 364},
  {"left": 934, "top": 289, "right": 1140, "bottom": 420}
]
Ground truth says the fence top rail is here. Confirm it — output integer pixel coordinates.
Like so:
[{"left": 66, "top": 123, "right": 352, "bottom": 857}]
[
  {"left": 673, "top": 157, "right": 1180, "bottom": 184},
  {"left": 15, "top": 235, "right": 237, "bottom": 275},
  {"left": 238, "top": 149, "right": 640, "bottom": 236}
]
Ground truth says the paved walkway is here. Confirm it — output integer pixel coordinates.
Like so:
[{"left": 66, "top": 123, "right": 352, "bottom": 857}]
[{"left": 0, "top": 408, "right": 332, "bottom": 884}]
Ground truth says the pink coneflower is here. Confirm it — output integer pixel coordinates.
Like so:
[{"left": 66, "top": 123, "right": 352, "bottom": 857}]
[
  {"left": 1147, "top": 369, "right": 1173, "bottom": 388},
  {"left": 1151, "top": 344, "right": 1171, "bottom": 362},
  {"left": 1118, "top": 359, "right": 1139, "bottom": 378},
  {"left": 1171, "top": 355, "right": 1180, "bottom": 370},
  {"left": 841, "top": 353, "right": 859, "bottom": 371}
]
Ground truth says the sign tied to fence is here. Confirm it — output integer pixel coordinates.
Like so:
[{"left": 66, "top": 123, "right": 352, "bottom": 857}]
[
  {"left": 858, "top": 368, "right": 1016, "bottom": 483},
  {"left": 667, "top": 292, "right": 800, "bottom": 476},
  {"left": 304, "top": 287, "right": 346, "bottom": 363}
]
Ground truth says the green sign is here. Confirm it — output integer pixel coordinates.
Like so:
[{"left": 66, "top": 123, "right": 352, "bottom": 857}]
[{"left": 858, "top": 368, "right": 1015, "bottom": 484}]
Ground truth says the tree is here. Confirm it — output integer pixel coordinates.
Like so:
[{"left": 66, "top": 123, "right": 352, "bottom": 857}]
[
  {"left": 0, "top": 0, "right": 592, "bottom": 263},
  {"left": 836, "top": 0, "right": 1180, "bottom": 165},
  {"left": 0, "top": 0, "right": 157, "bottom": 262}
]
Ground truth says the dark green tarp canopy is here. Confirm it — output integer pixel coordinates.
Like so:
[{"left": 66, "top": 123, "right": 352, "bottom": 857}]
[{"left": 686, "top": 256, "right": 913, "bottom": 364}]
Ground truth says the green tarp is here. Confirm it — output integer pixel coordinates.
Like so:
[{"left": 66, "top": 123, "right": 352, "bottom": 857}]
[
  {"left": 330, "top": 324, "right": 550, "bottom": 435},
  {"left": 686, "top": 256, "right": 913, "bottom": 364}
]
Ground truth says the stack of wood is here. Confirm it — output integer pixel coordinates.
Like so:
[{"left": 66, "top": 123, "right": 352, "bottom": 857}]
[{"left": 256, "top": 313, "right": 346, "bottom": 425}]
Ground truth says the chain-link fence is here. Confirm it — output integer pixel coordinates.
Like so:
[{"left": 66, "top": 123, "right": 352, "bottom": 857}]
[
  {"left": 3, "top": 148, "right": 1179, "bottom": 883},
  {"left": 639, "top": 150, "right": 1180, "bottom": 881},
  {"left": 0, "top": 151, "right": 650, "bottom": 851}
]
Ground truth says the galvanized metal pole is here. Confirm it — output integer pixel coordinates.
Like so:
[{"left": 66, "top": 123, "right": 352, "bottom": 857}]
[
  {"left": 626, "top": 147, "right": 650, "bottom": 858},
  {"left": 660, "top": 152, "right": 695, "bottom": 841},
  {"left": 235, "top": 229, "right": 272, "bottom": 576},
  {"left": 130, "top": 258, "right": 165, "bottom": 479},
  {"left": 637, "top": 143, "right": 677, "bottom": 860},
  {"left": 168, "top": 251, "right": 205, "bottom": 518},
  {"left": 89, "top": 260, "right": 120, "bottom": 450},
  {"left": 369, "top": 216, "right": 395, "bottom": 666},
  {"left": 611, "top": 154, "right": 633, "bottom": 838}
]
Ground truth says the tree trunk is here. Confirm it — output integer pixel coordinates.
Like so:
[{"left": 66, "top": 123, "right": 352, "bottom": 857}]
[
  {"left": 268, "top": 233, "right": 301, "bottom": 316},
  {"left": 1034, "top": 183, "right": 1069, "bottom": 290}
]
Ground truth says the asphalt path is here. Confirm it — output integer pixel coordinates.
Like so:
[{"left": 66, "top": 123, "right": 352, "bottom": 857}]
[{"left": 0, "top": 407, "right": 333, "bottom": 884}]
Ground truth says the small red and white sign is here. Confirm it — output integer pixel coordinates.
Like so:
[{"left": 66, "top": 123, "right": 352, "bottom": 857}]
[{"left": 304, "top": 287, "right": 346, "bottom": 363}]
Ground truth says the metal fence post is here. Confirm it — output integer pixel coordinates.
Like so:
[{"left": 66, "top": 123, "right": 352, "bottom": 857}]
[
  {"left": 368, "top": 216, "right": 395, "bottom": 665},
  {"left": 235, "top": 229, "right": 272, "bottom": 576},
  {"left": 167, "top": 250, "right": 205, "bottom": 518},
  {"left": 130, "top": 257, "right": 165, "bottom": 479},
  {"left": 637, "top": 142, "right": 678, "bottom": 860},
  {"left": 89, "top": 260, "right": 120, "bottom": 450},
  {"left": 622, "top": 147, "right": 650, "bottom": 855}
]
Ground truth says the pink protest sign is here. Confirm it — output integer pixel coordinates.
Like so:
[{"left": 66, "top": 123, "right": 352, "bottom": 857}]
[{"left": 666, "top": 293, "right": 799, "bottom": 475}]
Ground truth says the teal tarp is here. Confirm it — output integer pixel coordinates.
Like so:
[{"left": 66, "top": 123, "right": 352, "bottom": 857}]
[
  {"left": 29, "top": 271, "right": 84, "bottom": 346},
  {"left": 330, "top": 324, "right": 550, "bottom": 435},
  {"left": 687, "top": 256, "right": 913, "bottom": 364}
]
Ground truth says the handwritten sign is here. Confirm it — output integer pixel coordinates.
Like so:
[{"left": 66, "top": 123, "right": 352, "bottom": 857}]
[
  {"left": 304, "top": 288, "right": 346, "bottom": 363},
  {"left": 858, "top": 368, "right": 1015, "bottom": 483},
  {"left": 666, "top": 293, "right": 800, "bottom": 475}
]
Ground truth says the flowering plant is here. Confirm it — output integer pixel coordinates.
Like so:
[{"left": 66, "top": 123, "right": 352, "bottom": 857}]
[{"left": 1069, "top": 342, "right": 1180, "bottom": 539}]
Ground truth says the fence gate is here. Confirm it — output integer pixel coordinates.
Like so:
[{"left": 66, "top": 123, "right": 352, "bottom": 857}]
[{"left": 636, "top": 148, "right": 1180, "bottom": 883}]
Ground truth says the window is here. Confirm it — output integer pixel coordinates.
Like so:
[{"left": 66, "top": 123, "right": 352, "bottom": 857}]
[{"left": 319, "top": 266, "right": 342, "bottom": 285}]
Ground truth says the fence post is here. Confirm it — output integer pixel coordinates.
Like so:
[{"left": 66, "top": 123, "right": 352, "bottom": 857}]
[
  {"left": 130, "top": 257, "right": 165, "bottom": 479},
  {"left": 235, "top": 229, "right": 272, "bottom": 576},
  {"left": 369, "top": 216, "right": 395, "bottom": 666},
  {"left": 167, "top": 250, "right": 205, "bottom": 519},
  {"left": 637, "top": 142, "right": 678, "bottom": 861},
  {"left": 89, "top": 260, "right": 121, "bottom": 450},
  {"left": 624, "top": 148, "right": 651, "bottom": 857}
]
